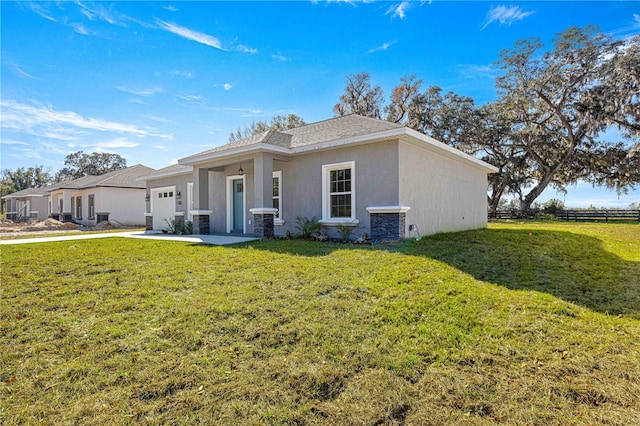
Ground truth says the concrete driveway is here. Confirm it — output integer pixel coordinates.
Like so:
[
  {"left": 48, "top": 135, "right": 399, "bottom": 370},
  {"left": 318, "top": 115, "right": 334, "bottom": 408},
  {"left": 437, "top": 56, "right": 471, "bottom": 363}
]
[{"left": 0, "top": 231, "right": 258, "bottom": 246}]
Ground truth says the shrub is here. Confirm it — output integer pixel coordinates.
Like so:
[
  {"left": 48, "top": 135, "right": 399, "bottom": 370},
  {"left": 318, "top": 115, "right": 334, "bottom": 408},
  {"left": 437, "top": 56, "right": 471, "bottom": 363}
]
[
  {"left": 542, "top": 198, "right": 565, "bottom": 215},
  {"left": 295, "top": 216, "right": 323, "bottom": 239}
]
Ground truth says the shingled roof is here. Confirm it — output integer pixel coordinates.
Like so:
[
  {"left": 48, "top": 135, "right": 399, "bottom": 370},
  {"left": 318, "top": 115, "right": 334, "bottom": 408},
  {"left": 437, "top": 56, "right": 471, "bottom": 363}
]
[
  {"left": 179, "top": 114, "right": 404, "bottom": 163},
  {"left": 46, "top": 164, "right": 155, "bottom": 191},
  {"left": 1, "top": 187, "right": 49, "bottom": 199}
]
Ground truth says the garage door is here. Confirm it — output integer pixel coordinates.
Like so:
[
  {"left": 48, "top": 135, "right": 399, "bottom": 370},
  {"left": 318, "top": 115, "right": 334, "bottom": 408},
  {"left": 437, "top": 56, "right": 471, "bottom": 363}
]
[{"left": 151, "top": 187, "right": 176, "bottom": 230}]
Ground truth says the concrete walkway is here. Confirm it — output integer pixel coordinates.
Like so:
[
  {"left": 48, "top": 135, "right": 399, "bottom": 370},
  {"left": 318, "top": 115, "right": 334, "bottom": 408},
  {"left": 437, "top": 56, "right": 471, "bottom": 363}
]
[{"left": 0, "top": 231, "right": 258, "bottom": 246}]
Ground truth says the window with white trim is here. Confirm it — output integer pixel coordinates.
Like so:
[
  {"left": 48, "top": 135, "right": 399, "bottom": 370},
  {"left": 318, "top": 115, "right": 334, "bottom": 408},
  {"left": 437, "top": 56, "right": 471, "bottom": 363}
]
[
  {"left": 88, "top": 194, "right": 95, "bottom": 219},
  {"left": 272, "top": 171, "right": 282, "bottom": 221},
  {"left": 75, "top": 196, "right": 82, "bottom": 219},
  {"left": 322, "top": 161, "right": 356, "bottom": 223}
]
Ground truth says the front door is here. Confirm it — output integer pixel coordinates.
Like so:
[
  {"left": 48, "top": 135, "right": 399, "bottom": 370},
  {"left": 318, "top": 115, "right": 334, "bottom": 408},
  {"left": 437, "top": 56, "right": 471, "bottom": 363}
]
[{"left": 232, "top": 179, "right": 244, "bottom": 232}]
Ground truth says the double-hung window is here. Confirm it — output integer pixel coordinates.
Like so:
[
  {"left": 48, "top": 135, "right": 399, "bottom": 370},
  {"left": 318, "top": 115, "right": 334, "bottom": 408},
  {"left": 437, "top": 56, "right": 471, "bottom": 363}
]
[
  {"left": 88, "top": 194, "right": 95, "bottom": 219},
  {"left": 75, "top": 196, "right": 82, "bottom": 219},
  {"left": 322, "top": 161, "right": 357, "bottom": 224},
  {"left": 272, "top": 171, "right": 283, "bottom": 224}
]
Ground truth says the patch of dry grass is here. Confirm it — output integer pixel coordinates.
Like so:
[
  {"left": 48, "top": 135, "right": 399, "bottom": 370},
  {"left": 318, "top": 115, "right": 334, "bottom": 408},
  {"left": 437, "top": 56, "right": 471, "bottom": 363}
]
[{"left": 1, "top": 222, "right": 639, "bottom": 424}]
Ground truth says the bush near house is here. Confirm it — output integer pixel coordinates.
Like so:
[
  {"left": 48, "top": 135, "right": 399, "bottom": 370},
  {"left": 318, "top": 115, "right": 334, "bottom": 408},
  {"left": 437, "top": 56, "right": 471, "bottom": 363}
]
[{"left": 1, "top": 222, "right": 639, "bottom": 425}]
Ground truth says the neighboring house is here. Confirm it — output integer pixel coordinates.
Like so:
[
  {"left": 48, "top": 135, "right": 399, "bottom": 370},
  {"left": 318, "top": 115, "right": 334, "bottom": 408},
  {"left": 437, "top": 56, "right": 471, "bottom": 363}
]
[
  {"left": 46, "top": 165, "right": 154, "bottom": 226},
  {"left": 2, "top": 187, "right": 50, "bottom": 221},
  {"left": 142, "top": 114, "right": 498, "bottom": 240}
]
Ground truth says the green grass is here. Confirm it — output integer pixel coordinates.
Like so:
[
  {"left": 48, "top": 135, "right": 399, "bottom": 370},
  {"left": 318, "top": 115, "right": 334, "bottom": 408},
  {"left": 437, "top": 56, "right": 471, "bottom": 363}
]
[
  {"left": 1, "top": 222, "right": 639, "bottom": 424},
  {"left": 0, "top": 228, "right": 145, "bottom": 240}
]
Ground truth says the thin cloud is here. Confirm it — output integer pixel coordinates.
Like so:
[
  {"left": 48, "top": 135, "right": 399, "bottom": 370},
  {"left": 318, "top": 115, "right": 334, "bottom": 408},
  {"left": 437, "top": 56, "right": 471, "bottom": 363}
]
[
  {"left": 155, "top": 18, "right": 227, "bottom": 51},
  {"left": 366, "top": 42, "right": 392, "bottom": 54},
  {"left": 236, "top": 45, "right": 258, "bottom": 54},
  {"left": 386, "top": 2, "right": 411, "bottom": 20},
  {"left": 177, "top": 94, "right": 204, "bottom": 102},
  {"left": 6, "top": 62, "right": 40, "bottom": 80},
  {"left": 272, "top": 53, "right": 289, "bottom": 62},
  {"left": 116, "top": 86, "right": 163, "bottom": 96},
  {"left": 634, "top": 14, "right": 640, "bottom": 26},
  {"left": 71, "top": 23, "right": 92, "bottom": 35},
  {"left": 456, "top": 63, "right": 501, "bottom": 79},
  {"left": 0, "top": 100, "right": 171, "bottom": 141},
  {"left": 93, "top": 138, "right": 140, "bottom": 150},
  {"left": 28, "top": 3, "right": 57, "bottom": 22},
  {"left": 171, "top": 70, "right": 194, "bottom": 78},
  {"left": 0, "top": 138, "right": 30, "bottom": 146},
  {"left": 143, "top": 114, "right": 173, "bottom": 123},
  {"left": 223, "top": 83, "right": 233, "bottom": 91},
  {"left": 75, "top": 1, "right": 116, "bottom": 25},
  {"left": 164, "top": 5, "right": 178, "bottom": 12},
  {"left": 481, "top": 5, "right": 534, "bottom": 30}
]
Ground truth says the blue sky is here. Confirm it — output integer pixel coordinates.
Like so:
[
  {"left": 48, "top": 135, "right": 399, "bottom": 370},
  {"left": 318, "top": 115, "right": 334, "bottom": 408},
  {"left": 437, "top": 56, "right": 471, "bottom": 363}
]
[{"left": 1, "top": 1, "right": 639, "bottom": 207}]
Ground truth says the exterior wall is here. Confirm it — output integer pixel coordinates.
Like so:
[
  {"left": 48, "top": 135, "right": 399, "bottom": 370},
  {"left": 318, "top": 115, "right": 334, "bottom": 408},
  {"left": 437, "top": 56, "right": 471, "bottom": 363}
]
[
  {"left": 4, "top": 196, "right": 48, "bottom": 221},
  {"left": 398, "top": 141, "right": 489, "bottom": 236},
  {"left": 146, "top": 174, "right": 193, "bottom": 230},
  {"left": 201, "top": 140, "right": 399, "bottom": 237},
  {"left": 276, "top": 140, "right": 400, "bottom": 238},
  {"left": 93, "top": 187, "right": 146, "bottom": 226}
]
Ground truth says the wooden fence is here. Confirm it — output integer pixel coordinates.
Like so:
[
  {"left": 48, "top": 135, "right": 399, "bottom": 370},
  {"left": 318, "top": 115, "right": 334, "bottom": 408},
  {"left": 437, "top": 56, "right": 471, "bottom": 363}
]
[
  {"left": 489, "top": 209, "right": 639, "bottom": 222},
  {"left": 555, "top": 209, "right": 640, "bottom": 222}
]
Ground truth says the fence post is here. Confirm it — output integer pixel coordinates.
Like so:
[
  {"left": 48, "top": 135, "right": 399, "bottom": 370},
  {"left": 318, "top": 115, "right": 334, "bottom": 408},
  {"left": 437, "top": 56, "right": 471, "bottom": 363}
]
[{"left": 605, "top": 210, "right": 608, "bottom": 223}]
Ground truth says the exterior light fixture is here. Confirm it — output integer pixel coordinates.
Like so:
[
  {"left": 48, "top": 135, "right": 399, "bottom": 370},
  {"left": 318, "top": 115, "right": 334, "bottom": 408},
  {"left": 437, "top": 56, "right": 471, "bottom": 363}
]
[
  {"left": 145, "top": 193, "right": 150, "bottom": 202},
  {"left": 238, "top": 164, "right": 244, "bottom": 175},
  {"left": 176, "top": 191, "right": 181, "bottom": 200}
]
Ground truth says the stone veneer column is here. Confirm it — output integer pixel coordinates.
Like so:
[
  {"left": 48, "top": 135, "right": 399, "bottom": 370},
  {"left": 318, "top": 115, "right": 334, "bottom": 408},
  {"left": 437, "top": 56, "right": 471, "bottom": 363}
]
[
  {"left": 249, "top": 208, "right": 277, "bottom": 238},
  {"left": 191, "top": 210, "right": 212, "bottom": 234},
  {"left": 366, "top": 206, "right": 411, "bottom": 241}
]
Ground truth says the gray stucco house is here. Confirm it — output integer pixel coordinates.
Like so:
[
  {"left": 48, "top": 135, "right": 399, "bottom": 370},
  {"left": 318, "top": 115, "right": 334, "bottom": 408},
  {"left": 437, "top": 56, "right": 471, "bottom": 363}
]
[
  {"left": 2, "top": 187, "right": 50, "bottom": 221},
  {"left": 141, "top": 114, "right": 498, "bottom": 240}
]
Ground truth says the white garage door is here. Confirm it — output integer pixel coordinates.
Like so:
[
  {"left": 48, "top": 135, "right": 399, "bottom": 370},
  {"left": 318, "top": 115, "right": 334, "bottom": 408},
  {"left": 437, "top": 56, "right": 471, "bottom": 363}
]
[{"left": 151, "top": 186, "right": 176, "bottom": 230}]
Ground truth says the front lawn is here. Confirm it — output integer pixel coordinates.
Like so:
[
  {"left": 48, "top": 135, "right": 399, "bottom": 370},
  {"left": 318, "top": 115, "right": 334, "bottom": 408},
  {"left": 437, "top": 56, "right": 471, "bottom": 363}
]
[{"left": 1, "top": 222, "right": 639, "bottom": 424}]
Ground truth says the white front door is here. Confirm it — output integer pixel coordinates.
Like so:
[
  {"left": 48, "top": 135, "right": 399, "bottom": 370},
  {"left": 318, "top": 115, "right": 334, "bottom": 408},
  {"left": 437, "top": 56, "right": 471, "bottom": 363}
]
[{"left": 151, "top": 186, "right": 176, "bottom": 230}]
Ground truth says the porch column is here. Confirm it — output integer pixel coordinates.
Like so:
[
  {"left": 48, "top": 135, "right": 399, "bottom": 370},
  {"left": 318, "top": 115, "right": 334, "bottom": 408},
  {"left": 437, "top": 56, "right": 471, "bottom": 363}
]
[
  {"left": 62, "top": 190, "right": 72, "bottom": 222},
  {"left": 191, "top": 167, "right": 212, "bottom": 234},
  {"left": 251, "top": 152, "right": 276, "bottom": 237}
]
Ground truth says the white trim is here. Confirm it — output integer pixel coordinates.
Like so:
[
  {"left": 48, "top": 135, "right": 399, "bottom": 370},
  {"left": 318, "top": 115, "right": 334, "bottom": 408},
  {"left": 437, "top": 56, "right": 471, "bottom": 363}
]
[
  {"left": 186, "top": 182, "right": 194, "bottom": 221},
  {"left": 175, "top": 212, "right": 185, "bottom": 217},
  {"left": 366, "top": 206, "right": 411, "bottom": 214},
  {"left": 190, "top": 210, "right": 213, "bottom": 215},
  {"left": 249, "top": 208, "right": 278, "bottom": 214},
  {"left": 144, "top": 213, "right": 153, "bottom": 217},
  {"left": 320, "top": 218, "right": 360, "bottom": 227},
  {"left": 322, "top": 161, "right": 356, "bottom": 222},
  {"left": 137, "top": 166, "right": 193, "bottom": 181},
  {"left": 226, "top": 174, "right": 246, "bottom": 234},
  {"left": 176, "top": 127, "right": 497, "bottom": 174},
  {"left": 272, "top": 170, "right": 282, "bottom": 221},
  {"left": 274, "top": 219, "right": 285, "bottom": 226}
]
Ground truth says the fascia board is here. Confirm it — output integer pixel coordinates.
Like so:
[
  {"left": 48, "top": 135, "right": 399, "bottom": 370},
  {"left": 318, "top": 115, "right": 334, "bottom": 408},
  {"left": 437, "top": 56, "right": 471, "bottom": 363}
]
[
  {"left": 179, "top": 143, "right": 291, "bottom": 166},
  {"left": 136, "top": 167, "right": 194, "bottom": 182}
]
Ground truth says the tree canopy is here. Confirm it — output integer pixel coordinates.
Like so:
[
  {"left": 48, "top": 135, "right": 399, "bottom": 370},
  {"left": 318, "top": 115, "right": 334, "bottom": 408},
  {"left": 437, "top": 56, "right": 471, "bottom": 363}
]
[
  {"left": 334, "top": 26, "right": 639, "bottom": 211},
  {"left": 229, "top": 114, "right": 307, "bottom": 142},
  {"left": 55, "top": 151, "right": 127, "bottom": 182}
]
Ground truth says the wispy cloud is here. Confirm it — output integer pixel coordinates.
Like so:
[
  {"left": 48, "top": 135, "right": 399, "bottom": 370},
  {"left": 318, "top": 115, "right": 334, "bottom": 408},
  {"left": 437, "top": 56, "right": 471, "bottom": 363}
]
[
  {"left": 0, "top": 100, "right": 172, "bottom": 141},
  {"left": 177, "top": 94, "right": 204, "bottom": 102},
  {"left": 28, "top": 2, "right": 57, "bottom": 22},
  {"left": 164, "top": 5, "right": 178, "bottom": 12},
  {"left": 92, "top": 138, "right": 140, "bottom": 150},
  {"left": 236, "top": 45, "right": 258, "bottom": 54},
  {"left": 75, "top": 1, "right": 116, "bottom": 25},
  {"left": 386, "top": 2, "right": 411, "bottom": 19},
  {"left": 171, "top": 70, "right": 194, "bottom": 78},
  {"left": 366, "top": 42, "right": 392, "bottom": 54},
  {"left": 6, "top": 62, "right": 40, "bottom": 80},
  {"left": 272, "top": 53, "right": 289, "bottom": 62},
  {"left": 143, "top": 114, "right": 172, "bottom": 124},
  {"left": 223, "top": 83, "right": 233, "bottom": 91},
  {"left": 481, "top": 5, "right": 534, "bottom": 30},
  {"left": 71, "top": 22, "right": 93, "bottom": 35},
  {"left": 154, "top": 144, "right": 169, "bottom": 151},
  {"left": 634, "top": 13, "right": 640, "bottom": 26},
  {"left": 456, "top": 63, "right": 501, "bottom": 79},
  {"left": 156, "top": 18, "right": 226, "bottom": 50},
  {"left": 0, "top": 138, "right": 30, "bottom": 146},
  {"left": 116, "top": 86, "right": 163, "bottom": 96}
]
